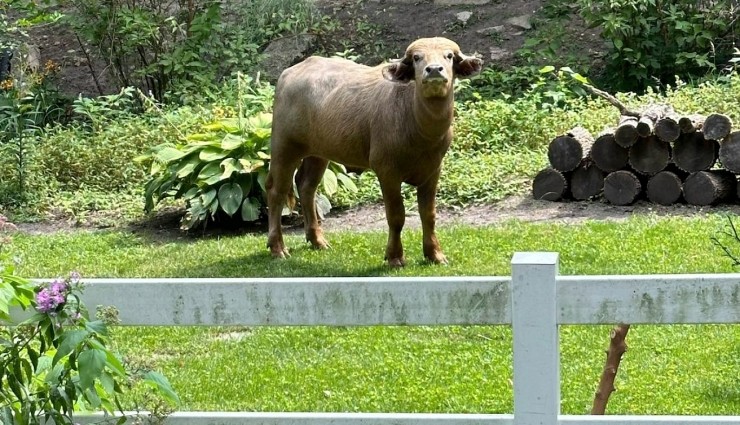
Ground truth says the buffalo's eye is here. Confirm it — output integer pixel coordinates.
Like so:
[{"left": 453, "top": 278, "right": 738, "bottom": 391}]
[
  {"left": 446, "top": 52, "right": 454, "bottom": 60},
  {"left": 413, "top": 54, "right": 422, "bottom": 62}
]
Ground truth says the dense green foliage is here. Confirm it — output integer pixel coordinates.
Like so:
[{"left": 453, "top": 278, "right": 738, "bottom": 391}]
[
  {"left": 6, "top": 216, "right": 740, "bottom": 414},
  {"left": 577, "top": 0, "right": 737, "bottom": 91}
]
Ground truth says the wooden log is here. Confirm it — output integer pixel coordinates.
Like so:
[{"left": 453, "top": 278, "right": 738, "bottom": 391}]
[
  {"left": 646, "top": 170, "right": 683, "bottom": 206},
  {"left": 683, "top": 170, "right": 737, "bottom": 206},
  {"left": 604, "top": 170, "right": 642, "bottom": 206},
  {"left": 636, "top": 104, "right": 674, "bottom": 137},
  {"left": 704, "top": 113, "right": 733, "bottom": 141},
  {"left": 532, "top": 168, "right": 568, "bottom": 201},
  {"left": 718, "top": 131, "right": 740, "bottom": 173},
  {"left": 673, "top": 131, "right": 718, "bottom": 173},
  {"left": 628, "top": 136, "right": 671, "bottom": 175},
  {"left": 590, "top": 132, "right": 629, "bottom": 173},
  {"left": 678, "top": 114, "right": 705, "bottom": 134},
  {"left": 614, "top": 116, "right": 639, "bottom": 148},
  {"left": 570, "top": 160, "right": 604, "bottom": 201},
  {"left": 548, "top": 127, "right": 595, "bottom": 172},
  {"left": 654, "top": 116, "right": 680, "bottom": 143}
]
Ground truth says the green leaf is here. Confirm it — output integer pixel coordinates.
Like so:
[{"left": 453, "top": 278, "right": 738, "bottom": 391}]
[
  {"left": 202, "top": 188, "right": 218, "bottom": 208},
  {"left": 78, "top": 348, "right": 106, "bottom": 391},
  {"left": 337, "top": 172, "right": 358, "bottom": 193},
  {"left": 154, "top": 146, "right": 187, "bottom": 163},
  {"left": 220, "top": 158, "right": 242, "bottom": 180},
  {"left": 176, "top": 154, "right": 201, "bottom": 178},
  {"left": 221, "top": 134, "right": 244, "bottom": 151},
  {"left": 197, "top": 162, "right": 221, "bottom": 182},
  {"left": 53, "top": 329, "right": 90, "bottom": 366},
  {"left": 85, "top": 320, "right": 108, "bottom": 336},
  {"left": 199, "top": 147, "right": 229, "bottom": 162},
  {"left": 322, "top": 168, "right": 339, "bottom": 196},
  {"left": 241, "top": 197, "right": 261, "bottom": 222},
  {"left": 218, "top": 183, "right": 244, "bottom": 217},
  {"left": 316, "top": 193, "right": 332, "bottom": 219},
  {"left": 539, "top": 65, "right": 555, "bottom": 74},
  {"left": 142, "top": 371, "right": 181, "bottom": 406}
]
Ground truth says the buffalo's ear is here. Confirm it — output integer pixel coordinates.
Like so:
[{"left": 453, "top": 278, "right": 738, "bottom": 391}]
[
  {"left": 382, "top": 58, "right": 414, "bottom": 83},
  {"left": 454, "top": 53, "right": 483, "bottom": 79}
]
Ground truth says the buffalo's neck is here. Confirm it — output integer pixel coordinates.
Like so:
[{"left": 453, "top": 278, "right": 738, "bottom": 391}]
[{"left": 412, "top": 92, "right": 455, "bottom": 143}]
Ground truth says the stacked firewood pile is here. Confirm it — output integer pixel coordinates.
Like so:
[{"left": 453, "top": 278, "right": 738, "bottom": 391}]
[{"left": 532, "top": 101, "right": 738, "bottom": 206}]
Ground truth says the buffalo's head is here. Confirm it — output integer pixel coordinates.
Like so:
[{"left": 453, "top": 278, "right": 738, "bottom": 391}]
[{"left": 382, "top": 37, "right": 483, "bottom": 98}]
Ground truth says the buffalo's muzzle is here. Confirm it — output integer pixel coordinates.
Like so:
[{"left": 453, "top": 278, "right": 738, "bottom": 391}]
[{"left": 422, "top": 64, "right": 449, "bottom": 83}]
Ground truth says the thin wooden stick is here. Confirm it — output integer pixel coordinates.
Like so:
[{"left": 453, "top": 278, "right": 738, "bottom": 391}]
[
  {"left": 591, "top": 323, "right": 631, "bottom": 414},
  {"left": 582, "top": 84, "right": 641, "bottom": 118}
]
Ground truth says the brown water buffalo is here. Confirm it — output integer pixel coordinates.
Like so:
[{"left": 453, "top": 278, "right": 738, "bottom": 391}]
[{"left": 266, "top": 37, "right": 482, "bottom": 267}]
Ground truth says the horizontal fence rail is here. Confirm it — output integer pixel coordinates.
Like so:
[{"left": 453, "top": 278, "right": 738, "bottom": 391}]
[
  {"left": 53, "top": 274, "right": 740, "bottom": 327},
  {"left": 28, "top": 252, "right": 739, "bottom": 425}
]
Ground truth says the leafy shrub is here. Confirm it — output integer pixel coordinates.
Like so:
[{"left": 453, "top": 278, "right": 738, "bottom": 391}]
[
  {"left": 138, "top": 111, "right": 358, "bottom": 230},
  {"left": 0, "top": 59, "right": 69, "bottom": 204},
  {"left": 0, "top": 215, "right": 178, "bottom": 424},
  {"left": 67, "top": 0, "right": 328, "bottom": 102},
  {"left": 577, "top": 0, "right": 737, "bottom": 91}
]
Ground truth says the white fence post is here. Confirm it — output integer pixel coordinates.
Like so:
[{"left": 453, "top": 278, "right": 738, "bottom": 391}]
[{"left": 511, "top": 252, "right": 560, "bottom": 425}]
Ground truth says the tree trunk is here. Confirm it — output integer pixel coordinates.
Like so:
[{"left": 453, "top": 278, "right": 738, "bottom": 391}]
[
  {"left": 703, "top": 113, "right": 733, "bottom": 141},
  {"left": 628, "top": 136, "right": 671, "bottom": 175},
  {"left": 604, "top": 170, "right": 642, "bottom": 205},
  {"left": 654, "top": 116, "right": 680, "bottom": 143},
  {"left": 646, "top": 170, "right": 683, "bottom": 206},
  {"left": 718, "top": 131, "right": 740, "bottom": 173},
  {"left": 591, "top": 132, "right": 629, "bottom": 173},
  {"left": 532, "top": 168, "right": 568, "bottom": 201},
  {"left": 570, "top": 160, "right": 604, "bottom": 200},
  {"left": 591, "top": 324, "right": 631, "bottom": 415},
  {"left": 683, "top": 170, "right": 737, "bottom": 206},
  {"left": 678, "top": 114, "right": 705, "bottom": 134},
  {"left": 614, "top": 116, "right": 639, "bottom": 147},
  {"left": 673, "top": 132, "right": 718, "bottom": 173},
  {"left": 548, "top": 127, "right": 595, "bottom": 172}
]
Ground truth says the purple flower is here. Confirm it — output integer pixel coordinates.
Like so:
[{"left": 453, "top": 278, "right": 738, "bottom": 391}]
[
  {"left": 35, "top": 288, "right": 57, "bottom": 313},
  {"left": 35, "top": 278, "right": 71, "bottom": 313},
  {"left": 69, "top": 271, "right": 81, "bottom": 284}
]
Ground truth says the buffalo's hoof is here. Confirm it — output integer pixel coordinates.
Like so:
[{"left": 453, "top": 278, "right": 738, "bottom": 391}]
[
  {"left": 308, "top": 236, "right": 331, "bottom": 250},
  {"left": 426, "top": 252, "right": 448, "bottom": 265},
  {"left": 269, "top": 246, "right": 290, "bottom": 259},
  {"left": 387, "top": 257, "right": 406, "bottom": 268}
]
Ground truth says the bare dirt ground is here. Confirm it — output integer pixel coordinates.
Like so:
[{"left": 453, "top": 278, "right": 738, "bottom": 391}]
[{"left": 15, "top": 195, "right": 740, "bottom": 238}]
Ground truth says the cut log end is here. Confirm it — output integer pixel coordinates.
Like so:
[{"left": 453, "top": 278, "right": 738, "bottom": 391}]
[
  {"left": 704, "top": 113, "right": 733, "bottom": 141},
  {"left": 646, "top": 171, "right": 683, "bottom": 206},
  {"left": 718, "top": 132, "right": 740, "bottom": 173},
  {"left": 673, "top": 132, "right": 718, "bottom": 173},
  {"left": 604, "top": 170, "right": 642, "bottom": 206},
  {"left": 628, "top": 136, "right": 671, "bottom": 175},
  {"left": 532, "top": 168, "right": 568, "bottom": 201},
  {"left": 683, "top": 170, "right": 737, "bottom": 206},
  {"left": 591, "top": 133, "right": 629, "bottom": 173},
  {"left": 571, "top": 161, "right": 605, "bottom": 200}
]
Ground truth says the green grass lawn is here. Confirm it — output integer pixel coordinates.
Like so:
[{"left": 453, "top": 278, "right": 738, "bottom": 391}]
[{"left": 8, "top": 214, "right": 740, "bottom": 415}]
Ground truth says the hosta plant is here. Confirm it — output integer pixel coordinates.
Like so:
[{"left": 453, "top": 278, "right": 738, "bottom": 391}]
[{"left": 138, "top": 112, "right": 356, "bottom": 230}]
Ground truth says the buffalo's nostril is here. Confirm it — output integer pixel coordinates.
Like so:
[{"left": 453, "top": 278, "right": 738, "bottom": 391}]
[{"left": 425, "top": 65, "right": 444, "bottom": 73}]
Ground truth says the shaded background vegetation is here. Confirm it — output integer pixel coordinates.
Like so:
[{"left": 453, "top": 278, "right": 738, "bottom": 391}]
[{"left": 0, "top": 0, "right": 739, "bottom": 227}]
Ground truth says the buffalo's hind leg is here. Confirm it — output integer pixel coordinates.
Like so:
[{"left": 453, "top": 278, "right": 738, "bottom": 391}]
[
  {"left": 266, "top": 151, "right": 301, "bottom": 258},
  {"left": 295, "top": 156, "right": 331, "bottom": 250}
]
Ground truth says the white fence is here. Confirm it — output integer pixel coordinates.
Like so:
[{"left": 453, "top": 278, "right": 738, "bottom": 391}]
[{"left": 71, "top": 252, "right": 740, "bottom": 425}]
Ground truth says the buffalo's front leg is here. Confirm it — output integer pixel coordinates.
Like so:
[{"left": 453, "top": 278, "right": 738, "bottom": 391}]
[
  {"left": 295, "top": 156, "right": 331, "bottom": 250},
  {"left": 417, "top": 172, "right": 447, "bottom": 264},
  {"left": 379, "top": 178, "right": 405, "bottom": 267}
]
